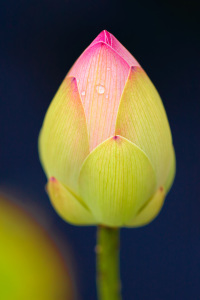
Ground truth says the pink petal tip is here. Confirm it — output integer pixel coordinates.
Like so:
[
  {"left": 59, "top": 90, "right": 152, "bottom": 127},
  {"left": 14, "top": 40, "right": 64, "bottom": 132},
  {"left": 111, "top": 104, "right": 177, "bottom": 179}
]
[{"left": 50, "top": 177, "right": 56, "bottom": 182}]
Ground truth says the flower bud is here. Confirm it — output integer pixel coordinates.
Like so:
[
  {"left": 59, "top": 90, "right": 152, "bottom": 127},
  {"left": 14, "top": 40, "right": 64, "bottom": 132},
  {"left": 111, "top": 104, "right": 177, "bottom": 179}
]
[{"left": 39, "top": 30, "right": 175, "bottom": 227}]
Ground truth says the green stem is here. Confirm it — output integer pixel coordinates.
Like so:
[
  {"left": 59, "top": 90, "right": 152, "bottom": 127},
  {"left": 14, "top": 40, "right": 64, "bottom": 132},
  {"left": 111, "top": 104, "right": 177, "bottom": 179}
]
[{"left": 96, "top": 226, "right": 122, "bottom": 300}]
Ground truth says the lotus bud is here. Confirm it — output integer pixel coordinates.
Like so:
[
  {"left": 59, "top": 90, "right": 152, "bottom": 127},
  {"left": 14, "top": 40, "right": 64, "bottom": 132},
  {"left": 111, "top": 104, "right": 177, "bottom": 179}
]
[{"left": 39, "top": 30, "right": 175, "bottom": 227}]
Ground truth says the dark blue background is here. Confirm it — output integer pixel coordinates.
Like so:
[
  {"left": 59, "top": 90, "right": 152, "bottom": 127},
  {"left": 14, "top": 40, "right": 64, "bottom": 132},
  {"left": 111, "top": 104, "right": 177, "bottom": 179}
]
[{"left": 1, "top": 0, "right": 199, "bottom": 299}]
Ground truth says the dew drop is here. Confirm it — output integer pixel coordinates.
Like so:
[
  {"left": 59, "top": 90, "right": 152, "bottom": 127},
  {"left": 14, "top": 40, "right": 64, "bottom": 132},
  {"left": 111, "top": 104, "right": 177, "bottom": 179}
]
[
  {"left": 81, "top": 91, "right": 86, "bottom": 96},
  {"left": 106, "top": 94, "right": 109, "bottom": 98},
  {"left": 107, "top": 67, "right": 110, "bottom": 71},
  {"left": 96, "top": 85, "right": 105, "bottom": 94}
]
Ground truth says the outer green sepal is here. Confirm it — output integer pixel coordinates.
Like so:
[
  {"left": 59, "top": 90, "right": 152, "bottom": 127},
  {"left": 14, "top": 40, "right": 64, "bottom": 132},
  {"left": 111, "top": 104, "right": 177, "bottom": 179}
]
[
  {"left": 39, "top": 77, "right": 89, "bottom": 193},
  {"left": 116, "top": 67, "right": 174, "bottom": 189},
  {"left": 126, "top": 186, "right": 165, "bottom": 227}
]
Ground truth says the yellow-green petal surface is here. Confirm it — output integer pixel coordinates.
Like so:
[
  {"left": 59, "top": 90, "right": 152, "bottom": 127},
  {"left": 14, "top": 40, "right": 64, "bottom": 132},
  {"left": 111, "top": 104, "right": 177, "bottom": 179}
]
[
  {"left": 126, "top": 186, "right": 165, "bottom": 227},
  {"left": 79, "top": 136, "right": 156, "bottom": 227},
  {"left": 164, "top": 146, "right": 176, "bottom": 194},
  {"left": 39, "top": 77, "right": 89, "bottom": 193},
  {"left": 116, "top": 67, "right": 174, "bottom": 189},
  {"left": 47, "top": 177, "right": 96, "bottom": 225}
]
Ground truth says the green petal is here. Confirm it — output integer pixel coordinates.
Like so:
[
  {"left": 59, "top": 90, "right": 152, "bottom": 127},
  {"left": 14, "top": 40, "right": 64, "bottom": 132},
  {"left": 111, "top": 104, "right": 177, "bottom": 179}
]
[
  {"left": 47, "top": 177, "right": 96, "bottom": 225},
  {"left": 127, "top": 186, "right": 165, "bottom": 227},
  {"left": 38, "top": 77, "right": 89, "bottom": 193},
  {"left": 164, "top": 146, "right": 176, "bottom": 194},
  {"left": 116, "top": 67, "right": 174, "bottom": 188},
  {"left": 79, "top": 136, "right": 156, "bottom": 227}
]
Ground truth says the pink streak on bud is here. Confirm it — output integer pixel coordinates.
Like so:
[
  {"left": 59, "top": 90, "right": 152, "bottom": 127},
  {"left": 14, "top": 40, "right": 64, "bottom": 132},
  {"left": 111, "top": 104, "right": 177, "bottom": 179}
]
[{"left": 67, "top": 30, "right": 140, "bottom": 151}]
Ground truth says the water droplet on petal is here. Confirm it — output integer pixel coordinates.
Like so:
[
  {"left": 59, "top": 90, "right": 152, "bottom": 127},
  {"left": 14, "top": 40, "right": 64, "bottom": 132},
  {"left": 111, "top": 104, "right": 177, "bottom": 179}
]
[
  {"left": 96, "top": 85, "right": 105, "bottom": 94},
  {"left": 81, "top": 91, "right": 86, "bottom": 96},
  {"left": 107, "top": 67, "right": 110, "bottom": 71},
  {"left": 106, "top": 94, "right": 109, "bottom": 98}
]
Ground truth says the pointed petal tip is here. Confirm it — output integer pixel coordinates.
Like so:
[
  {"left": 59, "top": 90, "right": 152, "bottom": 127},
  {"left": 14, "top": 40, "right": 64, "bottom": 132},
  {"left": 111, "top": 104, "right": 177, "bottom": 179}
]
[
  {"left": 102, "top": 29, "right": 111, "bottom": 34},
  {"left": 65, "top": 76, "right": 78, "bottom": 89},
  {"left": 130, "top": 65, "right": 142, "bottom": 74},
  {"left": 47, "top": 177, "right": 58, "bottom": 193},
  {"left": 92, "top": 30, "right": 113, "bottom": 47},
  {"left": 125, "top": 66, "right": 143, "bottom": 83},
  {"left": 126, "top": 186, "right": 165, "bottom": 227},
  {"left": 65, "top": 76, "right": 76, "bottom": 83},
  {"left": 112, "top": 135, "right": 123, "bottom": 144},
  {"left": 70, "top": 76, "right": 76, "bottom": 82},
  {"left": 159, "top": 186, "right": 164, "bottom": 192},
  {"left": 112, "top": 135, "right": 120, "bottom": 140},
  {"left": 46, "top": 177, "right": 57, "bottom": 196},
  {"left": 49, "top": 176, "right": 56, "bottom": 182},
  {"left": 64, "top": 76, "right": 85, "bottom": 100},
  {"left": 131, "top": 66, "right": 136, "bottom": 71}
]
